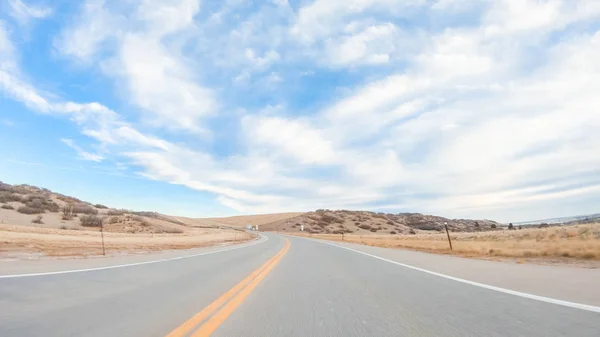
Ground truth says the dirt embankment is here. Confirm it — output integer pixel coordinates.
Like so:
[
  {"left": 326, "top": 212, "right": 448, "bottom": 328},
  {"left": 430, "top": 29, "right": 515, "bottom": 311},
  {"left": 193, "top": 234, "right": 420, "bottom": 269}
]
[{"left": 293, "top": 223, "right": 600, "bottom": 267}]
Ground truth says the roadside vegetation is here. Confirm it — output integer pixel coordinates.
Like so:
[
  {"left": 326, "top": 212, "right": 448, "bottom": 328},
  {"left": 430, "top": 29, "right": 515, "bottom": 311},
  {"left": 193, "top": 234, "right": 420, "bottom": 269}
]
[{"left": 297, "top": 223, "right": 600, "bottom": 261}]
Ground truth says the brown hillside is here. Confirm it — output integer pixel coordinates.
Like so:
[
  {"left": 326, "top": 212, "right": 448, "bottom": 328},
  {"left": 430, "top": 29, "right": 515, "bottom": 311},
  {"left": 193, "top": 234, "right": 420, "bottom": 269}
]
[
  {"left": 0, "top": 181, "right": 209, "bottom": 234},
  {"left": 262, "top": 209, "right": 503, "bottom": 234}
]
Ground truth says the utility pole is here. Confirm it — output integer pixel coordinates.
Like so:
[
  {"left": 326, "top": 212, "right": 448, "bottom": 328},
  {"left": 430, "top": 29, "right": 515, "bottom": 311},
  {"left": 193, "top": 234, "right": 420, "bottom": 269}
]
[{"left": 444, "top": 222, "right": 452, "bottom": 251}]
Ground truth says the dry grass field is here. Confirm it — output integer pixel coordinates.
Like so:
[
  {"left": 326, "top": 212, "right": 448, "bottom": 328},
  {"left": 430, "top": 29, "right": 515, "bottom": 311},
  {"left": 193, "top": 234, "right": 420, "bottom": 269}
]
[
  {"left": 198, "top": 212, "right": 304, "bottom": 228},
  {"left": 295, "top": 223, "right": 600, "bottom": 262},
  {"left": 0, "top": 224, "right": 253, "bottom": 257}
]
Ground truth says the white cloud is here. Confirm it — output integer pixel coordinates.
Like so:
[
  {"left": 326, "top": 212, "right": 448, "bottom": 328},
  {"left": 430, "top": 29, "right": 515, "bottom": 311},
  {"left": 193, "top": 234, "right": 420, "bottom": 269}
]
[
  {"left": 61, "top": 138, "right": 105, "bottom": 162},
  {"left": 56, "top": 0, "right": 217, "bottom": 133},
  {"left": 8, "top": 0, "right": 52, "bottom": 24},
  {"left": 324, "top": 23, "right": 398, "bottom": 66},
  {"left": 291, "top": 0, "right": 413, "bottom": 43},
  {"left": 54, "top": 0, "right": 119, "bottom": 60},
  {"left": 243, "top": 115, "right": 336, "bottom": 165}
]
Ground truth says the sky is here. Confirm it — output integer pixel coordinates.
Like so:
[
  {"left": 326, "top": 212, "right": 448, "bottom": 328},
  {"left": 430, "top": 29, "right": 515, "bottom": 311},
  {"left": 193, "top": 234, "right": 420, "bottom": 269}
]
[{"left": 0, "top": 0, "right": 599, "bottom": 222}]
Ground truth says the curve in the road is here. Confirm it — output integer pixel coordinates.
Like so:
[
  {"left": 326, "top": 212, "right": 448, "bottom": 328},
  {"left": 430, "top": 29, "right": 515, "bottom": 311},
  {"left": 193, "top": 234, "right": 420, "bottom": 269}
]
[
  {"left": 310, "top": 237, "right": 600, "bottom": 314},
  {"left": 0, "top": 234, "right": 268, "bottom": 279}
]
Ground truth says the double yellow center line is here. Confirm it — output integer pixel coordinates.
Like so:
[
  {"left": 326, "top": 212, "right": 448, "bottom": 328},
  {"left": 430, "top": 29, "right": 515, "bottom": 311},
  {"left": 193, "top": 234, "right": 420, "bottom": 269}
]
[{"left": 166, "top": 239, "right": 290, "bottom": 337}]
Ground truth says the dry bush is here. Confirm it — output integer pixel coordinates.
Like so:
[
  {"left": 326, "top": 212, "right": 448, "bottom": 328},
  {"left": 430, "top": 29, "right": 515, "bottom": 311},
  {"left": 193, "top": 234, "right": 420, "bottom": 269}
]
[
  {"left": 132, "top": 211, "right": 157, "bottom": 218},
  {"left": 22, "top": 196, "right": 60, "bottom": 212},
  {"left": 358, "top": 224, "right": 372, "bottom": 230},
  {"left": 317, "top": 221, "right": 329, "bottom": 228},
  {"left": 73, "top": 204, "right": 98, "bottom": 215},
  {"left": 55, "top": 193, "right": 82, "bottom": 204},
  {"left": 94, "top": 204, "right": 108, "bottom": 209},
  {"left": 0, "top": 191, "right": 24, "bottom": 203},
  {"left": 1, "top": 204, "right": 14, "bottom": 210},
  {"left": 390, "top": 231, "right": 397, "bottom": 234},
  {"left": 18, "top": 205, "right": 44, "bottom": 214},
  {"left": 60, "top": 225, "right": 68, "bottom": 230},
  {"left": 32, "top": 215, "right": 44, "bottom": 224},
  {"left": 62, "top": 204, "right": 75, "bottom": 220},
  {"left": 107, "top": 209, "right": 126, "bottom": 216},
  {"left": 372, "top": 213, "right": 388, "bottom": 220},
  {"left": 132, "top": 216, "right": 150, "bottom": 227},
  {"left": 164, "top": 228, "right": 184, "bottom": 234},
  {"left": 108, "top": 216, "right": 120, "bottom": 224},
  {"left": 370, "top": 228, "right": 378, "bottom": 232},
  {"left": 320, "top": 214, "right": 341, "bottom": 224},
  {"left": 80, "top": 215, "right": 103, "bottom": 227}
]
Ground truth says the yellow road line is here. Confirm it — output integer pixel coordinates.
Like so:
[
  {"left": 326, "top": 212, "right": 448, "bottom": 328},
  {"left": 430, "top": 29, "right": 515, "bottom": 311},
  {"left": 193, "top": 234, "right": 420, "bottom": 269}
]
[
  {"left": 192, "top": 242, "right": 290, "bottom": 336},
  {"left": 166, "top": 239, "right": 290, "bottom": 337}
]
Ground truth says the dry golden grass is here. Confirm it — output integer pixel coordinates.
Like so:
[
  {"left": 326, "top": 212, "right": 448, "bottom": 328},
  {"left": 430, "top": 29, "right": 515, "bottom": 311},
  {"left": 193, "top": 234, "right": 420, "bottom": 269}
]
[
  {"left": 197, "top": 212, "right": 304, "bottom": 228},
  {"left": 0, "top": 224, "right": 254, "bottom": 257},
  {"left": 295, "top": 223, "right": 600, "bottom": 260}
]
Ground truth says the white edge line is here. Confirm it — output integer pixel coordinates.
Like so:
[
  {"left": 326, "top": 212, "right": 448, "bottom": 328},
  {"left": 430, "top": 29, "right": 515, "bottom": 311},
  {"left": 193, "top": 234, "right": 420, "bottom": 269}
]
[
  {"left": 0, "top": 235, "right": 268, "bottom": 279},
  {"left": 300, "top": 236, "right": 600, "bottom": 314}
]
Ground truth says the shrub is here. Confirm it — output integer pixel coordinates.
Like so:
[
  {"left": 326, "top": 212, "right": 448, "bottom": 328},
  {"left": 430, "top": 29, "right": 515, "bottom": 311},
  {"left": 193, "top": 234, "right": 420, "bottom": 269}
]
[
  {"left": 80, "top": 215, "right": 103, "bottom": 227},
  {"left": 358, "top": 224, "right": 372, "bottom": 230},
  {"left": 132, "top": 211, "right": 157, "bottom": 218},
  {"left": 62, "top": 204, "right": 75, "bottom": 220},
  {"left": 390, "top": 231, "right": 397, "bottom": 234},
  {"left": 95, "top": 204, "right": 108, "bottom": 209},
  {"left": 164, "top": 228, "right": 184, "bottom": 234},
  {"left": 55, "top": 194, "right": 82, "bottom": 204},
  {"left": 0, "top": 192, "right": 23, "bottom": 203},
  {"left": 73, "top": 204, "right": 98, "bottom": 215},
  {"left": 18, "top": 206, "right": 44, "bottom": 214},
  {"left": 332, "top": 229, "right": 345, "bottom": 234},
  {"left": 370, "top": 228, "right": 378, "bottom": 232},
  {"left": 372, "top": 213, "right": 387, "bottom": 219},
  {"left": 387, "top": 220, "right": 395, "bottom": 226},
  {"left": 60, "top": 225, "right": 68, "bottom": 230},
  {"left": 320, "top": 214, "right": 341, "bottom": 223},
  {"left": 491, "top": 224, "right": 497, "bottom": 229},
  {"left": 317, "top": 221, "right": 329, "bottom": 228},
  {"left": 1, "top": 204, "right": 14, "bottom": 210},
  {"left": 416, "top": 225, "right": 439, "bottom": 231},
  {"left": 409, "top": 229, "right": 416, "bottom": 234},
  {"left": 108, "top": 216, "right": 120, "bottom": 224},
  {"left": 23, "top": 196, "right": 60, "bottom": 212},
  {"left": 508, "top": 223, "right": 514, "bottom": 230},
  {"left": 31, "top": 215, "right": 44, "bottom": 224},
  {"left": 107, "top": 209, "right": 126, "bottom": 216}
]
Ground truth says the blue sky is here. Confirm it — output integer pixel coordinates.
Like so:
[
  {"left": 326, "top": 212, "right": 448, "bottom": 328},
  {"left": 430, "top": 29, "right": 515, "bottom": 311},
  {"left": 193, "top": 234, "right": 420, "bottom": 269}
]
[{"left": 1, "top": 0, "right": 599, "bottom": 222}]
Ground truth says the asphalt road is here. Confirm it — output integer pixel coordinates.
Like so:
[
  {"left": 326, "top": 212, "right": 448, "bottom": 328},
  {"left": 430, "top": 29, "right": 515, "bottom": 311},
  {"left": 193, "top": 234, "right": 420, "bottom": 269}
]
[{"left": 1, "top": 233, "right": 599, "bottom": 336}]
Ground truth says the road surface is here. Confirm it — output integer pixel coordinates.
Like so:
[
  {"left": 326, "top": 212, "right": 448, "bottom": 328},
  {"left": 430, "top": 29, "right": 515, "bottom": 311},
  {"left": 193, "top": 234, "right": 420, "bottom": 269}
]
[{"left": 1, "top": 233, "right": 599, "bottom": 336}]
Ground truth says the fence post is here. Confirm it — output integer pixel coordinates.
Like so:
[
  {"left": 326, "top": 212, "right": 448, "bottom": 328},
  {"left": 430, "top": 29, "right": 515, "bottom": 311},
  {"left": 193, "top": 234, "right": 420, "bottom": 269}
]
[
  {"left": 100, "top": 222, "right": 106, "bottom": 255},
  {"left": 444, "top": 223, "right": 452, "bottom": 251}
]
